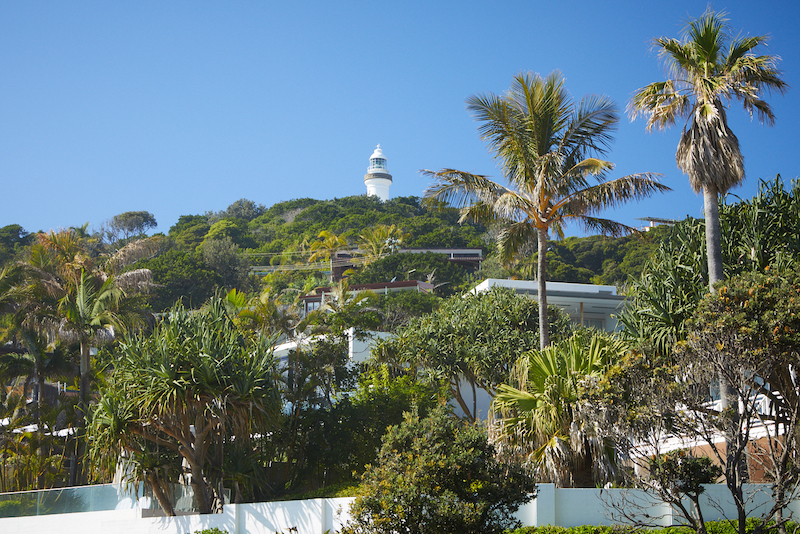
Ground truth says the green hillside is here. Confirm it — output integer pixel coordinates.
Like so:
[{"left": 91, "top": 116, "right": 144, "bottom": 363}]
[{"left": 0, "top": 195, "right": 669, "bottom": 312}]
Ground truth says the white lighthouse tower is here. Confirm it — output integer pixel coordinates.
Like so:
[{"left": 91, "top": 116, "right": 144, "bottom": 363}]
[{"left": 364, "top": 145, "right": 392, "bottom": 202}]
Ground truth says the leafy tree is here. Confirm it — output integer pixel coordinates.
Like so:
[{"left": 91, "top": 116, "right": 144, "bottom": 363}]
[
  {"left": 620, "top": 178, "right": 800, "bottom": 357},
  {"left": 292, "top": 365, "right": 442, "bottom": 491},
  {"left": 425, "top": 71, "right": 666, "bottom": 349},
  {"left": 105, "top": 211, "right": 157, "bottom": 247},
  {"left": 631, "top": 9, "right": 787, "bottom": 291},
  {"left": 647, "top": 452, "right": 722, "bottom": 534},
  {"left": 169, "top": 215, "right": 211, "bottom": 249},
  {"left": 373, "top": 289, "right": 441, "bottom": 332},
  {"left": 680, "top": 266, "right": 800, "bottom": 534},
  {"left": 490, "top": 331, "right": 628, "bottom": 487},
  {"left": 201, "top": 237, "right": 250, "bottom": 290},
  {"left": 207, "top": 198, "right": 266, "bottom": 223},
  {"left": 134, "top": 248, "right": 218, "bottom": 312},
  {"left": 202, "top": 218, "right": 255, "bottom": 249},
  {"left": 344, "top": 406, "right": 535, "bottom": 534},
  {"left": 600, "top": 265, "right": 800, "bottom": 534},
  {"left": 0, "top": 225, "right": 33, "bottom": 266},
  {"left": 376, "top": 286, "right": 572, "bottom": 422}
]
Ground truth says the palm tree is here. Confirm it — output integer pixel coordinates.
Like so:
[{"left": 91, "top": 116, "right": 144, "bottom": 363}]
[
  {"left": 357, "top": 224, "right": 405, "bottom": 265},
  {"left": 630, "top": 9, "right": 787, "bottom": 291},
  {"left": 308, "top": 230, "right": 349, "bottom": 280},
  {"left": 58, "top": 270, "right": 123, "bottom": 427},
  {"left": 490, "top": 331, "right": 628, "bottom": 487},
  {"left": 425, "top": 71, "right": 668, "bottom": 348}
]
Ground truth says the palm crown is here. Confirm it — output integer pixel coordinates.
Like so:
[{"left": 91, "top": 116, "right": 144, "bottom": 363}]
[
  {"left": 425, "top": 71, "right": 667, "bottom": 348},
  {"left": 630, "top": 10, "right": 787, "bottom": 194}
]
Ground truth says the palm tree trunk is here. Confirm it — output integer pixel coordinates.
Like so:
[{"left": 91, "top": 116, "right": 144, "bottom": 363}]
[
  {"left": 72, "top": 338, "right": 91, "bottom": 486},
  {"left": 703, "top": 185, "right": 725, "bottom": 290},
  {"left": 537, "top": 227, "right": 550, "bottom": 349},
  {"left": 37, "top": 369, "right": 46, "bottom": 490},
  {"left": 704, "top": 185, "right": 745, "bottom": 484}
]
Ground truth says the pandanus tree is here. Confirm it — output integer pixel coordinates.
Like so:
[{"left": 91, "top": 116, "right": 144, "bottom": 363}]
[
  {"left": 630, "top": 9, "right": 787, "bottom": 291},
  {"left": 425, "top": 71, "right": 667, "bottom": 349},
  {"left": 90, "top": 298, "right": 280, "bottom": 514}
]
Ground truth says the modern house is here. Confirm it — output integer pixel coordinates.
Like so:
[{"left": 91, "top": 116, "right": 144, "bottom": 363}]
[{"left": 471, "top": 278, "right": 626, "bottom": 332}]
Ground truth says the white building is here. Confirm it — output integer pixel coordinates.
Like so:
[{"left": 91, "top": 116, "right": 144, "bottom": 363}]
[
  {"left": 471, "top": 278, "right": 625, "bottom": 332},
  {"left": 363, "top": 145, "right": 392, "bottom": 201}
]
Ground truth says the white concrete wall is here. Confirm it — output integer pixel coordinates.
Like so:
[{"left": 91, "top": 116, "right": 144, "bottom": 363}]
[
  {"left": 0, "top": 498, "right": 354, "bottom": 534},
  {"left": 3, "top": 484, "right": 799, "bottom": 534}
]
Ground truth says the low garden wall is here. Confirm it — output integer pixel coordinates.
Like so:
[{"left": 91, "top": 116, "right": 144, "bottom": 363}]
[{"left": 2, "top": 483, "right": 799, "bottom": 534}]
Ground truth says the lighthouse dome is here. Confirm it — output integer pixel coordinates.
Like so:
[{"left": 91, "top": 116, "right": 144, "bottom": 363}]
[{"left": 367, "top": 144, "right": 388, "bottom": 174}]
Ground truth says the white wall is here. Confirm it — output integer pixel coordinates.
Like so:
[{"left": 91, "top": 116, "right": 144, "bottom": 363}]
[
  {"left": 0, "top": 498, "right": 353, "bottom": 534},
  {"left": 2, "top": 484, "right": 798, "bottom": 534}
]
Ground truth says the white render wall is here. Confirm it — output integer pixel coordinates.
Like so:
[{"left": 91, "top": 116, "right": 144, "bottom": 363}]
[
  {"left": 0, "top": 498, "right": 353, "bottom": 534},
  {"left": 2, "top": 484, "right": 799, "bottom": 534}
]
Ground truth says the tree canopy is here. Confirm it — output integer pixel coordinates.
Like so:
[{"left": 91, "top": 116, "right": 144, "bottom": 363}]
[{"left": 344, "top": 406, "right": 535, "bottom": 534}]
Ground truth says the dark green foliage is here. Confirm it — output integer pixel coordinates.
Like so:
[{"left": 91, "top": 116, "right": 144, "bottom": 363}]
[
  {"left": 541, "top": 231, "right": 668, "bottom": 285},
  {"left": 649, "top": 451, "right": 722, "bottom": 500},
  {"left": 200, "top": 237, "right": 251, "bottom": 290},
  {"left": 134, "top": 248, "right": 218, "bottom": 312},
  {"left": 373, "top": 289, "right": 441, "bottom": 331},
  {"left": 248, "top": 195, "right": 486, "bottom": 259},
  {"left": 207, "top": 198, "right": 266, "bottom": 223},
  {"left": 344, "top": 406, "right": 535, "bottom": 534},
  {"left": 0, "top": 224, "right": 34, "bottom": 266},
  {"left": 620, "top": 176, "right": 800, "bottom": 356},
  {"left": 293, "top": 365, "right": 442, "bottom": 490},
  {"left": 110, "top": 210, "right": 156, "bottom": 233},
  {"left": 203, "top": 218, "right": 257, "bottom": 249},
  {"left": 348, "top": 252, "right": 469, "bottom": 296},
  {"left": 691, "top": 265, "right": 800, "bottom": 363},
  {"left": 168, "top": 215, "right": 210, "bottom": 249}
]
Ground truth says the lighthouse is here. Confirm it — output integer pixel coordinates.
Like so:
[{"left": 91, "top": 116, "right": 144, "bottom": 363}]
[{"left": 364, "top": 145, "right": 392, "bottom": 202}]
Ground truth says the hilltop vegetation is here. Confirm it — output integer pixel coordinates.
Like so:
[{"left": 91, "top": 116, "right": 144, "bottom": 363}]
[{"left": 0, "top": 194, "right": 670, "bottom": 313}]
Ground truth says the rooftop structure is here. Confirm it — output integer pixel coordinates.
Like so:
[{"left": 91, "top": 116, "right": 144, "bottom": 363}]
[{"left": 471, "top": 278, "right": 625, "bottom": 332}]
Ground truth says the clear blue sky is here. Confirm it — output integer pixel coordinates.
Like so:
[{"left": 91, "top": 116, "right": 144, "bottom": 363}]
[{"left": 1, "top": 1, "right": 798, "bottom": 237}]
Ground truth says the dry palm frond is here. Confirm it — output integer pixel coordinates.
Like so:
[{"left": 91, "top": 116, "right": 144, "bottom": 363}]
[
  {"left": 114, "top": 269, "right": 154, "bottom": 294},
  {"left": 105, "top": 237, "right": 165, "bottom": 275}
]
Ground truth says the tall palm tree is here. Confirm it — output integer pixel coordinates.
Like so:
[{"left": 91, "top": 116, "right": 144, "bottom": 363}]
[
  {"left": 58, "top": 270, "right": 123, "bottom": 426},
  {"left": 425, "top": 71, "right": 668, "bottom": 348},
  {"left": 630, "top": 9, "right": 787, "bottom": 291},
  {"left": 490, "top": 331, "right": 628, "bottom": 487}
]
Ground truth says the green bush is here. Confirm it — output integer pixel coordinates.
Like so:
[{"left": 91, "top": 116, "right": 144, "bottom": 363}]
[{"left": 344, "top": 406, "right": 535, "bottom": 534}]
